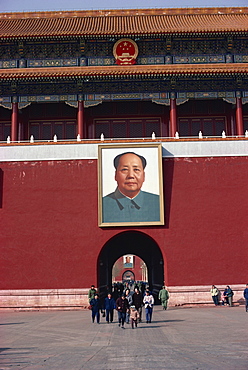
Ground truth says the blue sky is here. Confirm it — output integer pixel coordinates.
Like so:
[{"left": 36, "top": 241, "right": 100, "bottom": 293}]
[{"left": 0, "top": 0, "right": 246, "bottom": 12}]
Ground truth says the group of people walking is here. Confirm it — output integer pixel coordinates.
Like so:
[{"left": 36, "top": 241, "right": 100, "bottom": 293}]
[
  {"left": 89, "top": 283, "right": 248, "bottom": 325},
  {"left": 88, "top": 284, "right": 162, "bottom": 328}
]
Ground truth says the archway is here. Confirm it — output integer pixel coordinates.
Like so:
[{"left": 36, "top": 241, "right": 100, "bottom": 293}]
[
  {"left": 122, "top": 270, "right": 135, "bottom": 281},
  {"left": 97, "top": 231, "right": 165, "bottom": 302}
]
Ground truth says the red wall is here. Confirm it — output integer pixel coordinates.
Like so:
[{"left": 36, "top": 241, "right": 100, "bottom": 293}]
[{"left": 1, "top": 156, "right": 248, "bottom": 289}]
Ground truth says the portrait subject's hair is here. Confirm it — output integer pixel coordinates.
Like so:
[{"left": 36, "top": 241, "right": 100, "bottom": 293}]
[{"left": 113, "top": 152, "right": 147, "bottom": 169}]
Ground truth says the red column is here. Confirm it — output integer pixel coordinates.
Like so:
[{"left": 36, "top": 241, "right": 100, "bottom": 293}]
[
  {"left": 11, "top": 102, "right": 18, "bottom": 142},
  {"left": 77, "top": 100, "right": 84, "bottom": 139},
  {"left": 170, "top": 98, "right": 177, "bottom": 137},
  {"left": 236, "top": 97, "right": 244, "bottom": 136}
]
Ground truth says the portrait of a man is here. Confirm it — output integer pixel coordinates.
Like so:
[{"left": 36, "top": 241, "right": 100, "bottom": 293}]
[
  {"left": 102, "top": 151, "right": 160, "bottom": 222},
  {"left": 98, "top": 144, "right": 164, "bottom": 226},
  {"left": 123, "top": 255, "right": 133, "bottom": 268}
]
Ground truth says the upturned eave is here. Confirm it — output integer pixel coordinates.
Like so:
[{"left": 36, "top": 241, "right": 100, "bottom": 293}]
[{"left": 0, "top": 63, "right": 247, "bottom": 81}]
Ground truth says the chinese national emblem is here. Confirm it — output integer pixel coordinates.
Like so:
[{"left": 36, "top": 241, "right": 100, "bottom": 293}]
[{"left": 113, "top": 38, "right": 138, "bottom": 65}]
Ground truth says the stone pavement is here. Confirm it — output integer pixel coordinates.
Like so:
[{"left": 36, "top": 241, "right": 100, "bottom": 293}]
[{"left": 0, "top": 305, "right": 247, "bottom": 370}]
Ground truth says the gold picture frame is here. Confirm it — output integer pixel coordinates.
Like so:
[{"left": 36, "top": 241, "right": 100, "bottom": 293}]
[{"left": 98, "top": 143, "right": 164, "bottom": 227}]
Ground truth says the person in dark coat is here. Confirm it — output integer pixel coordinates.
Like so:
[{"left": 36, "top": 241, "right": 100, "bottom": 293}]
[
  {"left": 243, "top": 284, "right": 248, "bottom": 312},
  {"left": 116, "top": 294, "right": 129, "bottom": 328},
  {"left": 90, "top": 294, "right": 101, "bottom": 324},
  {"left": 112, "top": 285, "right": 120, "bottom": 301},
  {"left": 104, "top": 293, "right": 116, "bottom": 323},
  {"left": 125, "top": 288, "right": 133, "bottom": 324},
  {"left": 225, "top": 285, "right": 234, "bottom": 306},
  {"left": 132, "top": 287, "right": 143, "bottom": 322}
]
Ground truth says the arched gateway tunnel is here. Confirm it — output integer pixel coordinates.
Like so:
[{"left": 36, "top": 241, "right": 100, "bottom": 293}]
[{"left": 97, "top": 231, "right": 165, "bottom": 302}]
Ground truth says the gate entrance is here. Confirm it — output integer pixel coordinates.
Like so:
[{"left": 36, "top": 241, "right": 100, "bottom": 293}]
[
  {"left": 97, "top": 231, "right": 165, "bottom": 302},
  {"left": 122, "top": 270, "right": 135, "bottom": 281}
]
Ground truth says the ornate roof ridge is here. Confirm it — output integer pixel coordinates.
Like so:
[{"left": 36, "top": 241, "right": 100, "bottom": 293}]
[{"left": 0, "top": 7, "right": 247, "bottom": 19}]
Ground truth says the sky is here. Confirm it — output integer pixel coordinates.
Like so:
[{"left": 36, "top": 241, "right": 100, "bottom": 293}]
[{"left": 0, "top": 0, "right": 247, "bottom": 13}]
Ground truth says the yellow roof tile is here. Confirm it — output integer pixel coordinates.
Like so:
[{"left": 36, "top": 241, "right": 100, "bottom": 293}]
[{"left": 0, "top": 7, "right": 247, "bottom": 38}]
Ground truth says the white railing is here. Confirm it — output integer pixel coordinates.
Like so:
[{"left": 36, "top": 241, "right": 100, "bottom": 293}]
[{"left": 1, "top": 130, "right": 248, "bottom": 145}]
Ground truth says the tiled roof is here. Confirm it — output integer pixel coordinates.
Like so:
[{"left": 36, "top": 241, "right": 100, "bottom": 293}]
[
  {"left": 0, "top": 7, "right": 247, "bottom": 39},
  {"left": 0, "top": 64, "right": 247, "bottom": 80}
]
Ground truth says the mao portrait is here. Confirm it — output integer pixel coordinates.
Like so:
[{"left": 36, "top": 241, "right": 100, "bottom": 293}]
[
  {"left": 123, "top": 255, "right": 133, "bottom": 268},
  {"left": 98, "top": 144, "right": 164, "bottom": 227}
]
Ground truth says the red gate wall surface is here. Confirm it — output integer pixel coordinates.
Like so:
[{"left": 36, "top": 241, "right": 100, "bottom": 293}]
[{"left": 1, "top": 156, "right": 247, "bottom": 290}]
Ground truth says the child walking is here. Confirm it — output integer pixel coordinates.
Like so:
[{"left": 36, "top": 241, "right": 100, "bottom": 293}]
[{"left": 130, "top": 305, "right": 140, "bottom": 329}]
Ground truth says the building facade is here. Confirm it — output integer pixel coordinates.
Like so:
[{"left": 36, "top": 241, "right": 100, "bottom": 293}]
[{"left": 0, "top": 7, "right": 248, "bottom": 309}]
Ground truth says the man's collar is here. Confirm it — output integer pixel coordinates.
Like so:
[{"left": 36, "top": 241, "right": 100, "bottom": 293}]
[
  {"left": 114, "top": 187, "right": 141, "bottom": 200},
  {"left": 113, "top": 188, "right": 143, "bottom": 210}
]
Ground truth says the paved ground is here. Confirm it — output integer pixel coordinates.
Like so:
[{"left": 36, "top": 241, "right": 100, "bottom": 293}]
[{"left": 0, "top": 305, "right": 247, "bottom": 369}]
